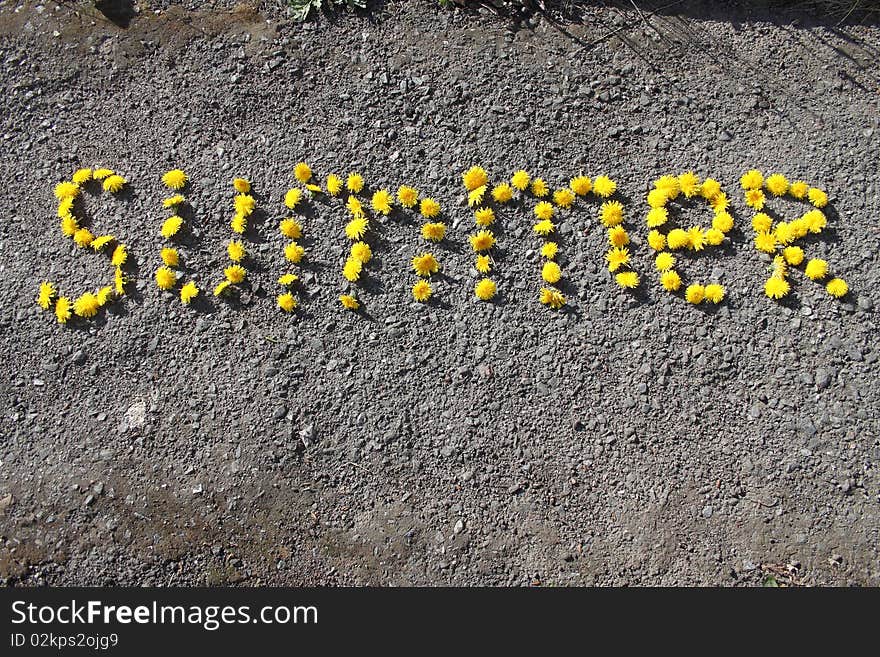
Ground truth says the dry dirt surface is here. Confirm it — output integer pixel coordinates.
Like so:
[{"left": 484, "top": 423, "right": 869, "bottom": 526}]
[{"left": 1, "top": 0, "right": 879, "bottom": 586}]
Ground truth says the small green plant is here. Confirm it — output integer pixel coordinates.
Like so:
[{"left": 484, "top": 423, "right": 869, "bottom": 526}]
[{"left": 288, "top": 0, "right": 367, "bottom": 22}]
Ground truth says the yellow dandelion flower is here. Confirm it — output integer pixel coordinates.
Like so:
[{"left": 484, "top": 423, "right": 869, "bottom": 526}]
[
  {"left": 228, "top": 240, "right": 246, "bottom": 262},
  {"left": 114, "top": 267, "right": 126, "bottom": 295},
  {"left": 687, "top": 226, "right": 706, "bottom": 251},
  {"left": 412, "top": 253, "right": 440, "bottom": 277},
  {"left": 765, "top": 173, "right": 789, "bottom": 196},
  {"left": 419, "top": 197, "right": 441, "bottom": 219},
  {"left": 655, "top": 252, "right": 675, "bottom": 271},
  {"left": 704, "top": 284, "right": 725, "bottom": 303},
  {"left": 343, "top": 257, "right": 363, "bottom": 282},
  {"left": 163, "top": 194, "right": 185, "bottom": 208},
  {"left": 475, "top": 278, "right": 497, "bottom": 301},
  {"left": 54, "top": 181, "right": 79, "bottom": 200},
  {"left": 599, "top": 200, "right": 624, "bottom": 228},
  {"left": 646, "top": 207, "right": 668, "bottom": 228},
  {"left": 421, "top": 222, "right": 446, "bottom": 241},
  {"left": 700, "top": 178, "right": 722, "bottom": 201},
  {"left": 232, "top": 195, "right": 254, "bottom": 218},
  {"left": 533, "top": 219, "right": 555, "bottom": 236},
  {"left": 764, "top": 276, "right": 790, "bottom": 300},
  {"left": 110, "top": 244, "right": 127, "bottom": 267},
  {"left": 346, "top": 172, "right": 364, "bottom": 193},
  {"left": 805, "top": 258, "right": 828, "bottom": 281},
  {"left": 705, "top": 228, "right": 725, "bottom": 246},
  {"left": 161, "top": 247, "right": 179, "bottom": 267},
  {"left": 347, "top": 195, "right": 365, "bottom": 219},
  {"left": 351, "top": 241, "right": 372, "bottom": 264},
  {"left": 468, "top": 185, "right": 487, "bottom": 207},
  {"left": 60, "top": 211, "right": 77, "bottom": 232},
  {"left": 712, "top": 211, "right": 734, "bottom": 234},
  {"left": 58, "top": 197, "right": 74, "bottom": 219},
  {"left": 279, "top": 218, "right": 303, "bottom": 239},
  {"left": 103, "top": 175, "right": 126, "bottom": 193},
  {"left": 808, "top": 187, "right": 828, "bottom": 208},
  {"left": 233, "top": 178, "right": 251, "bottom": 193},
  {"left": 474, "top": 207, "right": 495, "bottom": 226},
  {"left": 224, "top": 265, "right": 246, "bottom": 284},
  {"left": 462, "top": 166, "right": 488, "bottom": 191},
  {"left": 608, "top": 226, "right": 629, "bottom": 247},
  {"left": 213, "top": 280, "right": 231, "bottom": 297},
  {"left": 553, "top": 188, "right": 576, "bottom": 209},
  {"left": 790, "top": 218, "right": 810, "bottom": 239},
  {"left": 155, "top": 266, "right": 177, "bottom": 290},
  {"left": 180, "top": 281, "right": 199, "bottom": 305},
  {"left": 306, "top": 183, "right": 322, "bottom": 194},
  {"left": 826, "top": 278, "right": 848, "bottom": 298},
  {"left": 90, "top": 235, "right": 115, "bottom": 251},
  {"left": 96, "top": 286, "right": 114, "bottom": 306},
  {"left": 161, "top": 215, "right": 183, "bottom": 239},
  {"left": 470, "top": 230, "right": 495, "bottom": 252},
  {"left": 593, "top": 175, "right": 616, "bottom": 198},
  {"left": 294, "top": 162, "right": 312, "bottom": 183},
  {"left": 530, "top": 178, "right": 549, "bottom": 197},
  {"left": 92, "top": 168, "right": 113, "bottom": 180},
  {"left": 491, "top": 183, "right": 513, "bottom": 203},
  {"left": 278, "top": 273, "right": 298, "bottom": 286},
  {"left": 654, "top": 175, "right": 681, "bottom": 199},
  {"left": 73, "top": 227, "right": 94, "bottom": 247},
  {"left": 773, "top": 255, "right": 787, "bottom": 279},
  {"left": 606, "top": 247, "right": 629, "bottom": 272},
  {"left": 685, "top": 284, "right": 705, "bottom": 304},
  {"left": 678, "top": 171, "right": 700, "bottom": 198},
  {"left": 511, "top": 170, "right": 531, "bottom": 191},
  {"left": 616, "top": 271, "right": 640, "bottom": 289},
  {"left": 569, "top": 175, "right": 591, "bottom": 196},
  {"left": 804, "top": 209, "right": 826, "bottom": 233},
  {"left": 647, "top": 230, "right": 666, "bottom": 251},
  {"left": 340, "top": 294, "right": 360, "bottom": 310},
  {"left": 327, "top": 174, "right": 343, "bottom": 196},
  {"left": 277, "top": 292, "right": 297, "bottom": 312},
  {"left": 230, "top": 213, "right": 247, "bottom": 234},
  {"left": 72, "top": 168, "right": 92, "bottom": 184},
  {"left": 37, "top": 281, "right": 56, "bottom": 310},
  {"left": 541, "top": 242, "right": 558, "bottom": 259},
  {"left": 162, "top": 169, "right": 187, "bottom": 190},
  {"left": 754, "top": 231, "right": 777, "bottom": 253},
  {"left": 284, "top": 242, "right": 305, "bottom": 264},
  {"left": 745, "top": 188, "right": 766, "bottom": 210},
  {"left": 55, "top": 296, "right": 72, "bottom": 324},
  {"left": 397, "top": 185, "right": 419, "bottom": 208},
  {"left": 475, "top": 255, "right": 491, "bottom": 273},
  {"left": 667, "top": 228, "right": 690, "bottom": 250},
  {"left": 661, "top": 270, "right": 682, "bottom": 292},
  {"left": 345, "top": 217, "right": 369, "bottom": 240},
  {"left": 539, "top": 287, "right": 566, "bottom": 309},
  {"left": 740, "top": 169, "right": 764, "bottom": 190},
  {"left": 752, "top": 213, "right": 773, "bottom": 233},
  {"left": 412, "top": 280, "right": 433, "bottom": 303},
  {"left": 534, "top": 201, "right": 554, "bottom": 221},
  {"left": 775, "top": 222, "right": 794, "bottom": 245},
  {"left": 783, "top": 246, "right": 804, "bottom": 266},
  {"left": 789, "top": 181, "right": 809, "bottom": 199},
  {"left": 284, "top": 188, "right": 302, "bottom": 210},
  {"left": 542, "top": 261, "right": 562, "bottom": 284},
  {"left": 710, "top": 192, "right": 730, "bottom": 212},
  {"left": 372, "top": 189, "right": 393, "bottom": 215},
  {"left": 647, "top": 189, "right": 669, "bottom": 209}
]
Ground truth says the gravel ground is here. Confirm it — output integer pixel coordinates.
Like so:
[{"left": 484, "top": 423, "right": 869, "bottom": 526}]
[{"left": 1, "top": 0, "right": 879, "bottom": 586}]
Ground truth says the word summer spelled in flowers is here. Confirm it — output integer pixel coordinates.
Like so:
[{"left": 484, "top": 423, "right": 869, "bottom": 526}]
[{"left": 37, "top": 163, "right": 851, "bottom": 325}]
